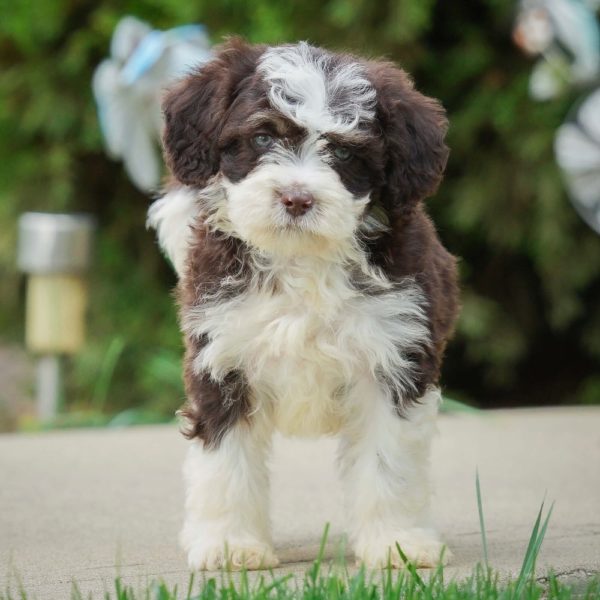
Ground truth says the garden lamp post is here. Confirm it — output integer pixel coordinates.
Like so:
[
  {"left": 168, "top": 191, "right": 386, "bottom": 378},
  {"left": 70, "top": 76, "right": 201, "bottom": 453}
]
[{"left": 17, "top": 213, "right": 95, "bottom": 420}]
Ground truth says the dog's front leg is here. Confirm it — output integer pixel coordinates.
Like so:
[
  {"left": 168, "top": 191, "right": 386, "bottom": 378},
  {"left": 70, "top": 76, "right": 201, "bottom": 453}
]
[
  {"left": 339, "top": 381, "right": 448, "bottom": 568},
  {"left": 180, "top": 415, "right": 278, "bottom": 571}
]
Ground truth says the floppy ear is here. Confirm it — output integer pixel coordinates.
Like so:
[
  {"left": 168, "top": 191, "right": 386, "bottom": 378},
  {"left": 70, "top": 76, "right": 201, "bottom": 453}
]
[
  {"left": 367, "top": 62, "right": 449, "bottom": 214},
  {"left": 162, "top": 38, "right": 263, "bottom": 187}
]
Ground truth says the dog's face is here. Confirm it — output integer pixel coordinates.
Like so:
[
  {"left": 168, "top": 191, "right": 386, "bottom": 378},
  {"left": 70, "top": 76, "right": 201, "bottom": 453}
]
[{"left": 163, "top": 39, "right": 448, "bottom": 257}]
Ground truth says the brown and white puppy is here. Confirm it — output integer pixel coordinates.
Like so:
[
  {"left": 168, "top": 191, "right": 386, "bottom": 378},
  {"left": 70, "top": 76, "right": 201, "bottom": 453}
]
[{"left": 148, "top": 38, "right": 459, "bottom": 571}]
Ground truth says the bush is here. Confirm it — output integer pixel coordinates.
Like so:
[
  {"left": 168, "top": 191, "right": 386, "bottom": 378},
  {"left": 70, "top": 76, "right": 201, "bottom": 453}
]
[{"left": 1, "top": 0, "right": 599, "bottom": 422}]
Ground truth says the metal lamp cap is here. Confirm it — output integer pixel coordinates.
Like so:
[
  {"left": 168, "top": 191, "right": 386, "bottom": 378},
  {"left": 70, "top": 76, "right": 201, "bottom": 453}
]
[{"left": 17, "top": 212, "right": 96, "bottom": 274}]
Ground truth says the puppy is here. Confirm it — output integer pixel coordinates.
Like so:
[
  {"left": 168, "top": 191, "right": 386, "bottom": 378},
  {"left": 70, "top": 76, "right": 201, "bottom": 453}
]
[{"left": 148, "top": 38, "right": 459, "bottom": 571}]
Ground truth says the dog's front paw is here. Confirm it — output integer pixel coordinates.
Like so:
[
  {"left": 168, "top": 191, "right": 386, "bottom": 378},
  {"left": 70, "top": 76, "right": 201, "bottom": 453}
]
[
  {"left": 354, "top": 528, "right": 450, "bottom": 569},
  {"left": 187, "top": 541, "right": 279, "bottom": 571}
]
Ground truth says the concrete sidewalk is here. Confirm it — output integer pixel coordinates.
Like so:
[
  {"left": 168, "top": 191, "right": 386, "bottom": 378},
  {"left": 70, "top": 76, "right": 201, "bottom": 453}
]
[{"left": 1, "top": 407, "right": 599, "bottom": 598}]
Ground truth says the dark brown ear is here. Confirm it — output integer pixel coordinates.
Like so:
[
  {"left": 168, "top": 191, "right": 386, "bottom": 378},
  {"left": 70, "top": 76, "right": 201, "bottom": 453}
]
[
  {"left": 162, "top": 38, "right": 264, "bottom": 187},
  {"left": 366, "top": 62, "right": 449, "bottom": 214}
]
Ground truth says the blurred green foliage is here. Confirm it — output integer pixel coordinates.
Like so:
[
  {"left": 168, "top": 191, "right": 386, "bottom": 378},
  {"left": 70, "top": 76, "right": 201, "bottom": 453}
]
[{"left": 1, "top": 0, "right": 599, "bottom": 423}]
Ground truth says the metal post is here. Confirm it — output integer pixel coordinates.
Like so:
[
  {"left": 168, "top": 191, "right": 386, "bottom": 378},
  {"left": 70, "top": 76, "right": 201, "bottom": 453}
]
[{"left": 36, "top": 355, "right": 62, "bottom": 420}]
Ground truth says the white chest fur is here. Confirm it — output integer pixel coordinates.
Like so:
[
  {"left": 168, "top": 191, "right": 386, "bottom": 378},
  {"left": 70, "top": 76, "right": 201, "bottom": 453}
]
[{"left": 184, "top": 257, "right": 430, "bottom": 436}]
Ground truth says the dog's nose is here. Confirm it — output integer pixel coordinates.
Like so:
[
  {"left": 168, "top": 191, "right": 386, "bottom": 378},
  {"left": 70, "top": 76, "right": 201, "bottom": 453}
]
[{"left": 280, "top": 190, "right": 314, "bottom": 217}]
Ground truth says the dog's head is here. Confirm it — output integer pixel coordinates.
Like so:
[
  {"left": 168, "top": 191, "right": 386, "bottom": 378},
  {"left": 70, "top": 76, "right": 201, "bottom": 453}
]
[{"left": 163, "top": 39, "right": 448, "bottom": 257}]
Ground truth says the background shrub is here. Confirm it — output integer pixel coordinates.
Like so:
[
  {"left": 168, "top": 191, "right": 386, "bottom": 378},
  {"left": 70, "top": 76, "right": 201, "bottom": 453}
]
[{"left": 1, "top": 0, "right": 599, "bottom": 425}]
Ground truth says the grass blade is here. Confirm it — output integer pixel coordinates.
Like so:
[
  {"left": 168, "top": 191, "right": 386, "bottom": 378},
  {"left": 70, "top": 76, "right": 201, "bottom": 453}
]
[
  {"left": 518, "top": 501, "right": 544, "bottom": 579},
  {"left": 185, "top": 573, "right": 194, "bottom": 600},
  {"left": 515, "top": 500, "right": 554, "bottom": 598},
  {"left": 92, "top": 337, "right": 126, "bottom": 412},
  {"left": 307, "top": 522, "right": 330, "bottom": 585},
  {"left": 317, "top": 522, "right": 330, "bottom": 563},
  {"left": 476, "top": 469, "right": 489, "bottom": 568},
  {"left": 395, "top": 542, "right": 426, "bottom": 591}
]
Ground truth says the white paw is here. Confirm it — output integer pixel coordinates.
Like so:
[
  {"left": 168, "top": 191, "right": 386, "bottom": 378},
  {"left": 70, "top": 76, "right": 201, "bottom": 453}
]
[
  {"left": 187, "top": 541, "right": 279, "bottom": 571},
  {"left": 354, "top": 528, "right": 450, "bottom": 569}
]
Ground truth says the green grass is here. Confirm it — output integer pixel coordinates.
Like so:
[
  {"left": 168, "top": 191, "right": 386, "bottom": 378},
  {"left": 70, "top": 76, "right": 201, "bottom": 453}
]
[
  {"left": 3, "top": 549, "right": 598, "bottom": 600},
  {"left": 66, "top": 566, "right": 599, "bottom": 600},
  {"left": 3, "top": 567, "right": 599, "bottom": 600},
  {"left": 2, "top": 481, "right": 598, "bottom": 600}
]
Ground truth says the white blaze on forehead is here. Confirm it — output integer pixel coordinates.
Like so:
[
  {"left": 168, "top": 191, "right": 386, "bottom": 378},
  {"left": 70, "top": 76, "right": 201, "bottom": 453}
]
[{"left": 257, "top": 42, "right": 376, "bottom": 135}]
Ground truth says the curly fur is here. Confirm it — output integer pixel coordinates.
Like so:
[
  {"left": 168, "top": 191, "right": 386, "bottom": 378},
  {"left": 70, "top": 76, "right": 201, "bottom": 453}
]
[{"left": 149, "top": 38, "right": 460, "bottom": 571}]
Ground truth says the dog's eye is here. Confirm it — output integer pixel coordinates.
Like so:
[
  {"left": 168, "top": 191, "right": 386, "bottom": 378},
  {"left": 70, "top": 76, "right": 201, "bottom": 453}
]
[
  {"left": 332, "top": 146, "right": 352, "bottom": 161},
  {"left": 283, "top": 94, "right": 298, "bottom": 106},
  {"left": 253, "top": 134, "right": 275, "bottom": 149}
]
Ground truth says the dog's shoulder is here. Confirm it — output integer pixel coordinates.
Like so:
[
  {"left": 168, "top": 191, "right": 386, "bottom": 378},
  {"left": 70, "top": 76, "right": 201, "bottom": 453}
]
[{"left": 179, "top": 217, "right": 251, "bottom": 309}]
